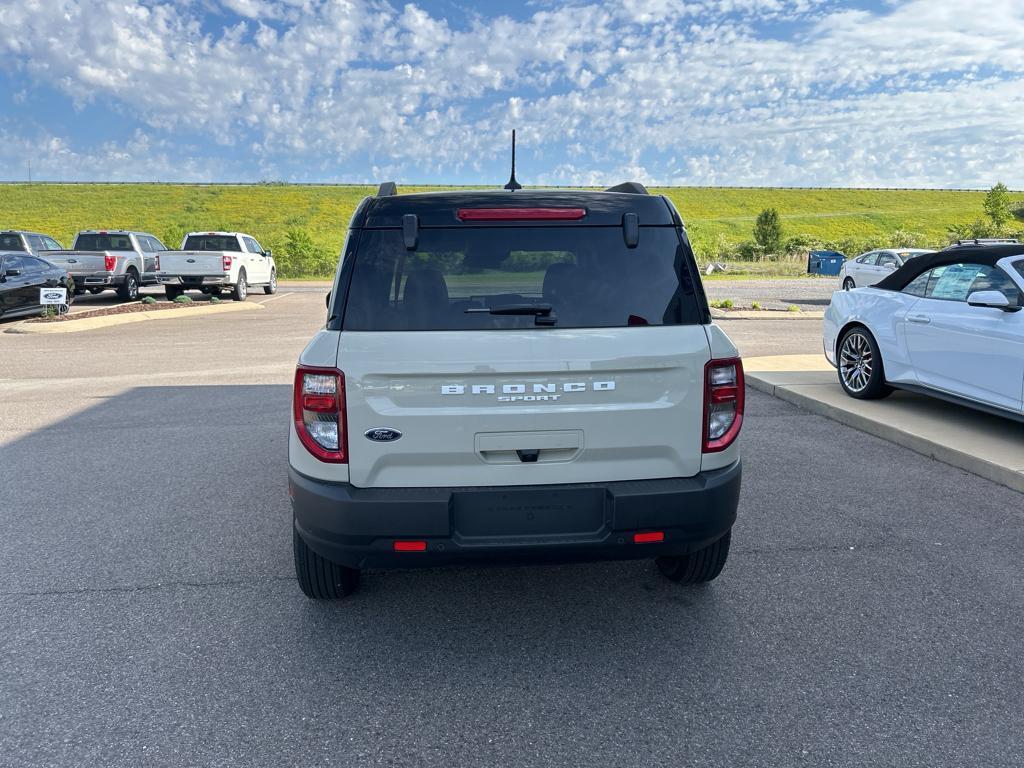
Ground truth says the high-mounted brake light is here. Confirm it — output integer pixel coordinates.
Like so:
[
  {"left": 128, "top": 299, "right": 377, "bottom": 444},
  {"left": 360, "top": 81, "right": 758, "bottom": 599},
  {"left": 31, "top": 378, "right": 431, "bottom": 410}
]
[
  {"left": 703, "top": 358, "right": 745, "bottom": 453},
  {"left": 456, "top": 208, "right": 586, "bottom": 221},
  {"left": 222, "top": 254, "right": 232, "bottom": 271},
  {"left": 103, "top": 254, "right": 116, "bottom": 272},
  {"left": 293, "top": 366, "right": 346, "bottom": 463}
]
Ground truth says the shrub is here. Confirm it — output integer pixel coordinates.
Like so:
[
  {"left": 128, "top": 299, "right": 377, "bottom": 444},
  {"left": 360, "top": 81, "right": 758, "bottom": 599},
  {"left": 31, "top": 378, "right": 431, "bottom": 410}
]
[
  {"left": 751, "top": 301, "right": 762, "bottom": 310},
  {"left": 984, "top": 182, "right": 1012, "bottom": 228},
  {"left": 709, "top": 298, "right": 734, "bottom": 309},
  {"left": 280, "top": 228, "right": 334, "bottom": 277},
  {"left": 173, "top": 295, "right": 193, "bottom": 304},
  {"left": 141, "top": 296, "right": 157, "bottom": 305},
  {"left": 753, "top": 208, "right": 783, "bottom": 254},
  {"left": 783, "top": 234, "right": 818, "bottom": 255}
]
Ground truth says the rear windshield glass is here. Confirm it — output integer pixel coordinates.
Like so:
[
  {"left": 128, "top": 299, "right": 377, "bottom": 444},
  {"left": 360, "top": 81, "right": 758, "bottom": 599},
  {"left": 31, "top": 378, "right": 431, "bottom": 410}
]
[
  {"left": 183, "top": 235, "right": 241, "bottom": 252},
  {"left": 342, "top": 227, "right": 700, "bottom": 331},
  {"left": 75, "top": 234, "right": 134, "bottom": 251},
  {"left": 0, "top": 234, "right": 26, "bottom": 251}
]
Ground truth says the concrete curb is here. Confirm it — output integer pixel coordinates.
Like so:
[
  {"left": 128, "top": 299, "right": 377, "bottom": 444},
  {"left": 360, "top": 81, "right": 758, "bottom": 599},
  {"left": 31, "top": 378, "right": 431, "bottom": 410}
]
[
  {"left": 5, "top": 301, "right": 263, "bottom": 334},
  {"left": 747, "top": 368, "right": 1024, "bottom": 495}
]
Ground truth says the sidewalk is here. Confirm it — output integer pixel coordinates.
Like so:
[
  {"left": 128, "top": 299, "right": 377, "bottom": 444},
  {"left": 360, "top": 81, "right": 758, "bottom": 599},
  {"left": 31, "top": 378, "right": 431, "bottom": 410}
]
[{"left": 745, "top": 355, "right": 1024, "bottom": 494}]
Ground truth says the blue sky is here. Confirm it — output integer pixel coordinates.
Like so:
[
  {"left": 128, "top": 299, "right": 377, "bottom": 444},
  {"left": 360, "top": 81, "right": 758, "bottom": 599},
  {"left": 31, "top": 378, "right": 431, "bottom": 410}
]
[{"left": 1, "top": 0, "right": 1023, "bottom": 187}]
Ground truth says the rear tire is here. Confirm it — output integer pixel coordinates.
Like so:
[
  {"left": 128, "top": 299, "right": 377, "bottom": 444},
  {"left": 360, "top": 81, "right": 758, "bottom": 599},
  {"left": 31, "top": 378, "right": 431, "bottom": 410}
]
[
  {"left": 165, "top": 286, "right": 183, "bottom": 301},
  {"left": 656, "top": 530, "right": 731, "bottom": 584},
  {"left": 264, "top": 268, "right": 277, "bottom": 295},
  {"left": 232, "top": 270, "right": 248, "bottom": 301},
  {"left": 843, "top": 277, "right": 855, "bottom": 291},
  {"left": 837, "top": 326, "right": 893, "bottom": 400},
  {"left": 117, "top": 269, "right": 140, "bottom": 301},
  {"left": 294, "top": 527, "right": 360, "bottom": 599}
]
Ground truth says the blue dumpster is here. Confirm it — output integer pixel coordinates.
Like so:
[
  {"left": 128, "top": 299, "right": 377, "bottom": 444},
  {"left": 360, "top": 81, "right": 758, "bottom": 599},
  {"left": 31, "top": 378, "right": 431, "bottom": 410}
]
[{"left": 808, "top": 250, "right": 846, "bottom": 276}]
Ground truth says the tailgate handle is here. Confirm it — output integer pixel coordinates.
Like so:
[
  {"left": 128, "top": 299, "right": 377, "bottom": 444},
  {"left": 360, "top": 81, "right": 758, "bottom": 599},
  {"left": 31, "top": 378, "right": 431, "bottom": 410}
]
[{"left": 516, "top": 449, "right": 540, "bottom": 463}]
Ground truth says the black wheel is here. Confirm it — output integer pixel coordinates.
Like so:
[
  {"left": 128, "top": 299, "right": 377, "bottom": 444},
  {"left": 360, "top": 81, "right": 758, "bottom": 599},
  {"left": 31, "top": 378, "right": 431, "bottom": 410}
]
[
  {"left": 843, "top": 277, "right": 855, "bottom": 291},
  {"left": 117, "top": 269, "right": 140, "bottom": 301},
  {"left": 294, "top": 527, "right": 360, "bottom": 599},
  {"left": 200, "top": 287, "right": 210, "bottom": 295},
  {"left": 88, "top": 287, "right": 105, "bottom": 295},
  {"left": 164, "top": 286, "right": 183, "bottom": 301},
  {"left": 656, "top": 529, "right": 731, "bottom": 585},
  {"left": 837, "top": 326, "right": 892, "bottom": 400},
  {"left": 232, "top": 269, "right": 248, "bottom": 301},
  {"left": 264, "top": 268, "right": 277, "bottom": 295}
]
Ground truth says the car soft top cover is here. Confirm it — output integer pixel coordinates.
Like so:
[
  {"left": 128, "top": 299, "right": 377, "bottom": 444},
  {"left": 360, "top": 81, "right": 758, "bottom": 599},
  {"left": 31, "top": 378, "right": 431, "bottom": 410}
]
[{"left": 875, "top": 243, "right": 1024, "bottom": 292}]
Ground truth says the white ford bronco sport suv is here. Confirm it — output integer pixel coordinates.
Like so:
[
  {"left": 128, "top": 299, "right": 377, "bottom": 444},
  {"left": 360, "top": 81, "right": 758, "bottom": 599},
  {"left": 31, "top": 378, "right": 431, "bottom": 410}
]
[{"left": 289, "top": 182, "right": 744, "bottom": 599}]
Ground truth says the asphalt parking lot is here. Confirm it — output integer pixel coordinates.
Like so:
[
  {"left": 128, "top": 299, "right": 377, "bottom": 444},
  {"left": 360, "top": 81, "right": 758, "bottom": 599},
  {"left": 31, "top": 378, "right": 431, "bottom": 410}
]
[{"left": 2, "top": 289, "right": 1022, "bottom": 767}]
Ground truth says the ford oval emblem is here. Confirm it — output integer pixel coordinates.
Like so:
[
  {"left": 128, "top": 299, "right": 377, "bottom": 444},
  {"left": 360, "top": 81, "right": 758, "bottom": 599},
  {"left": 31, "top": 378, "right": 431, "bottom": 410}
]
[{"left": 364, "top": 427, "right": 402, "bottom": 443}]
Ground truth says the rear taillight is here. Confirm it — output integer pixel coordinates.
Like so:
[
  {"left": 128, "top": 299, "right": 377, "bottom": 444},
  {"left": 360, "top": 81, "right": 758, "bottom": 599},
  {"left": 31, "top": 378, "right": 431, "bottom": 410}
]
[
  {"left": 155, "top": 254, "right": 160, "bottom": 271},
  {"left": 293, "top": 366, "right": 346, "bottom": 463},
  {"left": 703, "top": 358, "right": 744, "bottom": 453},
  {"left": 223, "top": 254, "right": 232, "bottom": 271},
  {"left": 103, "top": 254, "right": 116, "bottom": 271}
]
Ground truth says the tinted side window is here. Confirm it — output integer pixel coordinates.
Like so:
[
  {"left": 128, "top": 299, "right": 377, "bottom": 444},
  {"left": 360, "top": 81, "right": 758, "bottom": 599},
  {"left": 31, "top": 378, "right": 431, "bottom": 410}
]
[
  {"left": 924, "top": 263, "right": 987, "bottom": 302},
  {"left": 3, "top": 255, "right": 27, "bottom": 271},
  {"left": 858, "top": 252, "right": 877, "bottom": 265},
  {"left": 137, "top": 236, "right": 153, "bottom": 253},
  {"left": 343, "top": 227, "right": 699, "bottom": 331},
  {"left": 42, "top": 237, "right": 62, "bottom": 250},
  {"left": 970, "top": 266, "right": 1022, "bottom": 306},
  {"left": 21, "top": 257, "right": 47, "bottom": 272},
  {"left": 902, "top": 271, "right": 930, "bottom": 298},
  {"left": 877, "top": 253, "right": 900, "bottom": 268},
  {"left": 1015, "top": 260, "right": 1024, "bottom": 281},
  {"left": 26, "top": 235, "right": 45, "bottom": 253},
  {"left": 150, "top": 237, "right": 167, "bottom": 251},
  {"left": 244, "top": 237, "right": 262, "bottom": 253},
  {"left": 0, "top": 234, "right": 25, "bottom": 251}
]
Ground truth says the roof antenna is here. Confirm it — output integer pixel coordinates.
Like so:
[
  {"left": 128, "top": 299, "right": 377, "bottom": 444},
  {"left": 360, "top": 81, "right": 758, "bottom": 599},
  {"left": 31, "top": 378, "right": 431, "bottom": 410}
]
[{"left": 503, "top": 129, "right": 522, "bottom": 191}]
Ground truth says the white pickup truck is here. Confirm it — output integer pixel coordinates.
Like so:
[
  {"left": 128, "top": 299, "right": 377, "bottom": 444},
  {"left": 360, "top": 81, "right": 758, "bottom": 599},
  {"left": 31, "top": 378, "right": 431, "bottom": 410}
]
[
  {"left": 41, "top": 230, "right": 166, "bottom": 301},
  {"left": 157, "top": 232, "right": 277, "bottom": 301}
]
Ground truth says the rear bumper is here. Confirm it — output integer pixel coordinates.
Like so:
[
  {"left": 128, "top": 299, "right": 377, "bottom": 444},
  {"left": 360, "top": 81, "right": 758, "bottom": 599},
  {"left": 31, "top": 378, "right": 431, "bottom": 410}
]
[
  {"left": 290, "top": 462, "right": 741, "bottom": 569},
  {"left": 158, "top": 274, "right": 230, "bottom": 285},
  {"left": 72, "top": 272, "right": 122, "bottom": 286}
]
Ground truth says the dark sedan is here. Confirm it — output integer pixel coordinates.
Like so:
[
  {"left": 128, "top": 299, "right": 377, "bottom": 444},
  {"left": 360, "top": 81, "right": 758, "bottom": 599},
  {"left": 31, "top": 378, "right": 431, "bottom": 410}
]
[{"left": 0, "top": 252, "right": 75, "bottom": 320}]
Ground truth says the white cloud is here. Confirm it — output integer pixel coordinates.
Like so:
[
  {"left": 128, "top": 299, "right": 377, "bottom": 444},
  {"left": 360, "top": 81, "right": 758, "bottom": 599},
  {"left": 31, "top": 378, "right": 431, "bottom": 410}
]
[{"left": 0, "top": 0, "right": 1022, "bottom": 185}]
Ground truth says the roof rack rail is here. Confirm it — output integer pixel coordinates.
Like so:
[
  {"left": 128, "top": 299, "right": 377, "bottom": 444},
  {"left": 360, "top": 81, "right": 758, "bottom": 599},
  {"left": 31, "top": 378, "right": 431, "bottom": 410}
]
[
  {"left": 604, "top": 182, "right": 649, "bottom": 195},
  {"left": 952, "top": 238, "right": 1020, "bottom": 246},
  {"left": 377, "top": 181, "right": 398, "bottom": 197}
]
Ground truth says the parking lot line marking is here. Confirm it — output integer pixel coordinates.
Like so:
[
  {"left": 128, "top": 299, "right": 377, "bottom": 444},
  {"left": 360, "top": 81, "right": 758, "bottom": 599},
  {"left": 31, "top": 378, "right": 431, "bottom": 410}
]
[{"left": 255, "top": 292, "right": 294, "bottom": 304}]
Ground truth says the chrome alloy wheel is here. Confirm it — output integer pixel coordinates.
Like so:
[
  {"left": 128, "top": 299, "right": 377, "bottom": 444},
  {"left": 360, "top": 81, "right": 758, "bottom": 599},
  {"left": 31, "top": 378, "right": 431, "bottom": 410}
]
[{"left": 839, "top": 332, "right": 873, "bottom": 393}]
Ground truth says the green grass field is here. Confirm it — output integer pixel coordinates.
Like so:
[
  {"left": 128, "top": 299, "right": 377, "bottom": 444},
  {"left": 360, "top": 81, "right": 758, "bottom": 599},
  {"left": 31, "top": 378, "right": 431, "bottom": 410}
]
[{"left": 0, "top": 183, "right": 1000, "bottom": 278}]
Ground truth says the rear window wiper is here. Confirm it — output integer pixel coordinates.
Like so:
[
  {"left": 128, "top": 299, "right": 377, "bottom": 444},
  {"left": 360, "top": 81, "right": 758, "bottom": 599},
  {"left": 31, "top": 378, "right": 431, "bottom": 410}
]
[{"left": 464, "top": 303, "right": 557, "bottom": 325}]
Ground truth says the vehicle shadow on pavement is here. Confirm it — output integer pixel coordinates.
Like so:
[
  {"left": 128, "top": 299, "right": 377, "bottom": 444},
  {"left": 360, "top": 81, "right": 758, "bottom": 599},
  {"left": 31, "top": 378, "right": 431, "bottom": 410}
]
[{"left": 6, "top": 387, "right": 1024, "bottom": 766}]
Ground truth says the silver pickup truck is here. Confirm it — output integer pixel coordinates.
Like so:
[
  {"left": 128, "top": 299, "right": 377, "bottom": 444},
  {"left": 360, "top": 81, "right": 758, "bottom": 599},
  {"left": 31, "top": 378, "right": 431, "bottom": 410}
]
[
  {"left": 0, "top": 230, "right": 66, "bottom": 255},
  {"left": 41, "top": 230, "right": 167, "bottom": 301}
]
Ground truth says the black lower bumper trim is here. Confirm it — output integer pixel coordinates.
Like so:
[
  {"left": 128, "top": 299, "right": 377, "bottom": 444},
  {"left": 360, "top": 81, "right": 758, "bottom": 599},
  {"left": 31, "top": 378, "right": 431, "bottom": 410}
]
[{"left": 290, "top": 462, "right": 741, "bottom": 569}]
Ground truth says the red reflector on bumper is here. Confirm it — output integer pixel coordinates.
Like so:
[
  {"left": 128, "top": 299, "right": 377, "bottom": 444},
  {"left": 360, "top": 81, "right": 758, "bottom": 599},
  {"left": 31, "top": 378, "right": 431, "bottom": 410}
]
[
  {"left": 393, "top": 540, "right": 427, "bottom": 552},
  {"left": 633, "top": 531, "right": 665, "bottom": 544}
]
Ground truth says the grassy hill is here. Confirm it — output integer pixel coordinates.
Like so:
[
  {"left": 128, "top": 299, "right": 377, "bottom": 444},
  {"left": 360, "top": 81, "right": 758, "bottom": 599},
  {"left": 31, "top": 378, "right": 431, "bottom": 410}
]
[{"left": 0, "top": 183, "right": 1002, "bottom": 277}]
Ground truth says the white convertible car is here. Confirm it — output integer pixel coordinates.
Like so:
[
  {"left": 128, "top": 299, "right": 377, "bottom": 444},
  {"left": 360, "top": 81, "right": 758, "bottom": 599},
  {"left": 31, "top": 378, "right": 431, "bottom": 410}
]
[{"left": 823, "top": 243, "right": 1024, "bottom": 420}]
